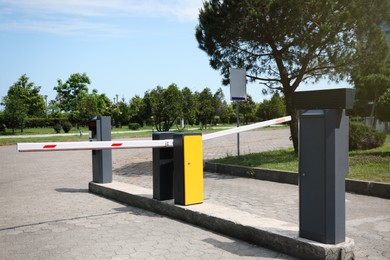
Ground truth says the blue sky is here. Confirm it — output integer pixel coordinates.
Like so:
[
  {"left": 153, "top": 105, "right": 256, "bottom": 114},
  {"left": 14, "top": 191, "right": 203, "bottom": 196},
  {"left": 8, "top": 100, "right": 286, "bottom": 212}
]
[{"left": 0, "top": 0, "right": 349, "bottom": 106}]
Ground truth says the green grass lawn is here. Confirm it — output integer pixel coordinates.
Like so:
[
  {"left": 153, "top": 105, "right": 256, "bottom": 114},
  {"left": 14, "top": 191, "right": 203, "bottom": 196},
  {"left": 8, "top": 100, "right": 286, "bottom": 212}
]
[
  {"left": 0, "top": 125, "right": 228, "bottom": 146},
  {"left": 0, "top": 126, "right": 152, "bottom": 145},
  {"left": 0, "top": 124, "right": 285, "bottom": 146},
  {"left": 0, "top": 126, "right": 157, "bottom": 136},
  {"left": 214, "top": 135, "right": 390, "bottom": 183}
]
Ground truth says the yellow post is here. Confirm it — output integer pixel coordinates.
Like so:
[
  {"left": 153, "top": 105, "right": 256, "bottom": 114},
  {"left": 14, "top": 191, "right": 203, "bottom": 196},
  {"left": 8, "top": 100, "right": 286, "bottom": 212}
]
[{"left": 173, "top": 133, "right": 203, "bottom": 205}]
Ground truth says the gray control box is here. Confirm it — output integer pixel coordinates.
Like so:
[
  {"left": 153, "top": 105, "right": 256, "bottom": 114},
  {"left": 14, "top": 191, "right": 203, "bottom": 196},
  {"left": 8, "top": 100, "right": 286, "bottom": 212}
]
[
  {"left": 294, "top": 88, "right": 355, "bottom": 244},
  {"left": 89, "top": 116, "right": 112, "bottom": 184},
  {"left": 299, "top": 109, "right": 348, "bottom": 244}
]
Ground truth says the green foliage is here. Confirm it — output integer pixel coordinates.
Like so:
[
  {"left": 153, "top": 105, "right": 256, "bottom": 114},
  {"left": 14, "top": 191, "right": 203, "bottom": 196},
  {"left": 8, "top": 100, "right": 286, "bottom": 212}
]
[
  {"left": 349, "top": 122, "right": 386, "bottom": 151},
  {"left": 129, "top": 95, "right": 145, "bottom": 127},
  {"left": 25, "top": 118, "right": 65, "bottom": 128},
  {"left": 92, "top": 90, "right": 112, "bottom": 116},
  {"left": 0, "top": 112, "right": 6, "bottom": 132},
  {"left": 116, "top": 99, "right": 131, "bottom": 127},
  {"left": 62, "top": 121, "right": 72, "bottom": 133},
  {"left": 147, "top": 84, "right": 182, "bottom": 132},
  {"left": 128, "top": 123, "right": 141, "bottom": 130},
  {"left": 196, "top": 0, "right": 390, "bottom": 153},
  {"left": 377, "top": 88, "right": 390, "bottom": 122},
  {"left": 181, "top": 87, "right": 197, "bottom": 127},
  {"left": 197, "top": 0, "right": 389, "bottom": 87},
  {"left": 1, "top": 74, "right": 46, "bottom": 133},
  {"left": 219, "top": 102, "right": 235, "bottom": 124},
  {"left": 77, "top": 94, "right": 99, "bottom": 125},
  {"left": 53, "top": 123, "right": 62, "bottom": 133},
  {"left": 232, "top": 95, "right": 256, "bottom": 124},
  {"left": 54, "top": 73, "right": 90, "bottom": 112},
  {"left": 349, "top": 27, "right": 390, "bottom": 118},
  {"left": 256, "top": 92, "right": 286, "bottom": 121},
  {"left": 196, "top": 88, "right": 215, "bottom": 129},
  {"left": 212, "top": 88, "right": 225, "bottom": 125}
]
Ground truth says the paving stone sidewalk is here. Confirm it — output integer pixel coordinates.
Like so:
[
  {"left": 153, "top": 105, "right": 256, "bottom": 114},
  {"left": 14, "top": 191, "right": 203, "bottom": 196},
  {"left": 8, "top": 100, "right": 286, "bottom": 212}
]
[
  {"left": 1, "top": 128, "right": 389, "bottom": 259},
  {"left": 0, "top": 128, "right": 294, "bottom": 260},
  {"left": 113, "top": 128, "right": 390, "bottom": 260}
]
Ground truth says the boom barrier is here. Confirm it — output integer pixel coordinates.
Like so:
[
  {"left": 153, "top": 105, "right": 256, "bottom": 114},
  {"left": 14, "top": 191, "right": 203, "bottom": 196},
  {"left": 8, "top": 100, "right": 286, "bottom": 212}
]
[
  {"left": 17, "top": 140, "right": 174, "bottom": 152},
  {"left": 202, "top": 116, "right": 291, "bottom": 141},
  {"left": 17, "top": 116, "right": 291, "bottom": 152}
]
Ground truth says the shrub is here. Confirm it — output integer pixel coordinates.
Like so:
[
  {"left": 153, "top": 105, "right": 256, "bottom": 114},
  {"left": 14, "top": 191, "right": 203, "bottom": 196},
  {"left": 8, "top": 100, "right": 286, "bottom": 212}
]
[
  {"left": 128, "top": 123, "right": 141, "bottom": 130},
  {"left": 53, "top": 123, "right": 62, "bottom": 133},
  {"left": 62, "top": 121, "right": 72, "bottom": 133},
  {"left": 26, "top": 118, "right": 67, "bottom": 128},
  {"left": 349, "top": 122, "right": 386, "bottom": 151}
]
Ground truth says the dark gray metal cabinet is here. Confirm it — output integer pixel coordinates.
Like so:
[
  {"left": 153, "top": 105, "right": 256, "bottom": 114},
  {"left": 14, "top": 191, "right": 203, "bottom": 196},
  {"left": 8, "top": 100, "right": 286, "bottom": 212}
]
[{"left": 299, "top": 109, "right": 348, "bottom": 244}]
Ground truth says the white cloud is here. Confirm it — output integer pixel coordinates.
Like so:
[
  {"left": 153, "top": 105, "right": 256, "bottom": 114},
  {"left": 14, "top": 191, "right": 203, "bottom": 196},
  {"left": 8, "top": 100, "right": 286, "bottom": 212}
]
[
  {"left": 0, "top": 0, "right": 203, "bottom": 36},
  {"left": 0, "top": 18, "right": 129, "bottom": 37},
  {"left": 0, "top": 0, "right": 203, "bottom": 20}
]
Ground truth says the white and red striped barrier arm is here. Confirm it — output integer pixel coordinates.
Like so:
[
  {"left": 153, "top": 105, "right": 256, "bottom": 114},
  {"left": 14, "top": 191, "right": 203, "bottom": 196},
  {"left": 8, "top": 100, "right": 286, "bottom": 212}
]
[
  {"left": 202, "top": 116, "right": 291, "bottom": 141},
  {"left": 17, "top": 140, "right": 173, "bottom": 152}
]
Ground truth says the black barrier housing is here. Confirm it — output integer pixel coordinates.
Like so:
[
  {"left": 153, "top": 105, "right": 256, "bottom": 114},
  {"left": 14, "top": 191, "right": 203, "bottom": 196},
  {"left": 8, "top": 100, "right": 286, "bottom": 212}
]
[
  {"left": 294, "top": 88, "right": 355, "bottom": 244},
  {"left": 89, "top": 116, "right": 112, "bottom": 184},
  {"left": 152, "top": 132, "right": 174, "bottom": 200}
]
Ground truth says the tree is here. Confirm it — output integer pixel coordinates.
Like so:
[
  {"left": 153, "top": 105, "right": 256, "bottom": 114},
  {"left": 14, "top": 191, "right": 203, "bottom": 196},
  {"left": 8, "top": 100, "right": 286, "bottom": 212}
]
[
  {"left": 232, "top": 95, "right": 256, "bottom": 125},
  {"left": 92, "top": 89, "right": 112, "bottom": 116},
  {"left": 76, "top": 94, "right": 99, "bottom": 126},
  {"left": 141, "top": 91, "right": 153, "bottom": 126},
  {"left": 219, "top": 101, "right": 235, "bottom": 124},
  {"left": 2, "top": 93, "right": 27, "bottom": 133},
  {"left": 377, "top": 88, "right": 390, "bottom": 133},
  {"left": 212, "top": 87, "right": 226, "bottom": 125},
  {"left": 351, "top": 55, "right": 390, "bottom": 122},
  {"left": 0, "top": 111, "right": 5, "bottom": 132},
  {"left": 117, "top": 98, "right": 132, "bottom": 127},
  {"left": 180, "top": 87, "right": 197, "bottom": 129},
  {"left": 196, "top": 0, "right": 390, "bottom": 153},
  {"left": 256, "top": 92, "right": 286, "bottom": 121},
  {"left": 269, "top": 92, "right": 286, "bottom": 119},
  {"left": 129, "top": 95, "right": 145, "bottom": 127},
  {"left": 1, "top": 74, "right": 45, "bottom": 132},
  {"left": 54, "top": 73, "right": 90, "bottom": 112},
  {"left": 149, "top": 84, "right": 182, "bottom": 131},
  {"left": 196, "top": 88, "right": 215, "bottom": 129}
]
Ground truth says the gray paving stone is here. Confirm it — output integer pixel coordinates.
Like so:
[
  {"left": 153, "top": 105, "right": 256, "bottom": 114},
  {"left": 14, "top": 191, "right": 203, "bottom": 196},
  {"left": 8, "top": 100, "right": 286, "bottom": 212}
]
[{"left": 2, "top": 128, "right": 389, "bottom": 259}]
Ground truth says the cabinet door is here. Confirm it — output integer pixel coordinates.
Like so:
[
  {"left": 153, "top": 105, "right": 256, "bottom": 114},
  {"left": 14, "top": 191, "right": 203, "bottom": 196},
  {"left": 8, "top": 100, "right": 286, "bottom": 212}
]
[
  {"left": 299, "top": 112, "right": 325, "bottom": 241},
  {"left": 183, "top": 135, "right": 203, "bottom": 205}
]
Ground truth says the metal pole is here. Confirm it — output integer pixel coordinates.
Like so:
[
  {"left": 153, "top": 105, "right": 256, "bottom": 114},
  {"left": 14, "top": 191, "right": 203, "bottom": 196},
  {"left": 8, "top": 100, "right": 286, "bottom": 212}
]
[{"left": 236, "top": 101, "right": 240, "bottom": 156}]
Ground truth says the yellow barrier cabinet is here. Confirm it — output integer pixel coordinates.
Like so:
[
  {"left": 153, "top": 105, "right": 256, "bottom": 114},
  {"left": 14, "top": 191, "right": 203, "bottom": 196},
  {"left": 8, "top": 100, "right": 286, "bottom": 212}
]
[{"left": 173, "top": 133, "right": 203, "bottom": 205}]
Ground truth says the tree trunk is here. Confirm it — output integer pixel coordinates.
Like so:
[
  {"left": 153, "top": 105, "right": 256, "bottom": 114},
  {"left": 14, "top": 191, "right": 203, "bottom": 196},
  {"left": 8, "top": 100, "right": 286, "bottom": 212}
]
[{"left": 284, "top": 92, "right": 299, "bottom": 154}]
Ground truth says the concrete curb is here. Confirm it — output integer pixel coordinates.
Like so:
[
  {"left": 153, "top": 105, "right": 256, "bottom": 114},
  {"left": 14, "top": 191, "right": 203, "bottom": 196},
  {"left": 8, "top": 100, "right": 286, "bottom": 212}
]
[
  {"left": 90, "top": 181, "right": 355, "bottom": 260},
  {"left": 204, "top": 162, "right": 390, "bottom": 200}
]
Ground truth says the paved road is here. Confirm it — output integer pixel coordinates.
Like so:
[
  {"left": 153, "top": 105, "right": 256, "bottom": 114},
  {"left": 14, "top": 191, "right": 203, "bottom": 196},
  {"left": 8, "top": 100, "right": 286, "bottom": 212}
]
[
  {"left": 0, "top": 129, "right": 295, "bottom": 260},
  {"left": 1, "top": 128, "right": 389, "bottom": 259}
]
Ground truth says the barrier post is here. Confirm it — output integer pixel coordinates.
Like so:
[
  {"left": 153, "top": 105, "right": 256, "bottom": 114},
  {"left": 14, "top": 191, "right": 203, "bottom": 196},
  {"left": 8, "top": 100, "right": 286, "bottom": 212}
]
[
  {"left": 89, "top": 116, "right": 112, "bottom": 183},
  {"left": 152, "top": 132, "right": 174, "bottom": 200},
  {"left": 294, "top": 88, "right": 355, "bottom": 244},
  {"left": 173, "top": 133, "right": 203, "bottom": 206}
]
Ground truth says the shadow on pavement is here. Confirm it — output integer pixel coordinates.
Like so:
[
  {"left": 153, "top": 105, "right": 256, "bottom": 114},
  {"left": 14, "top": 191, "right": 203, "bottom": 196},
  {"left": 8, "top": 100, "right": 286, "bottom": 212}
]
[{"left": 55, "top": 188, "right": 89, "bottom": 193}]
